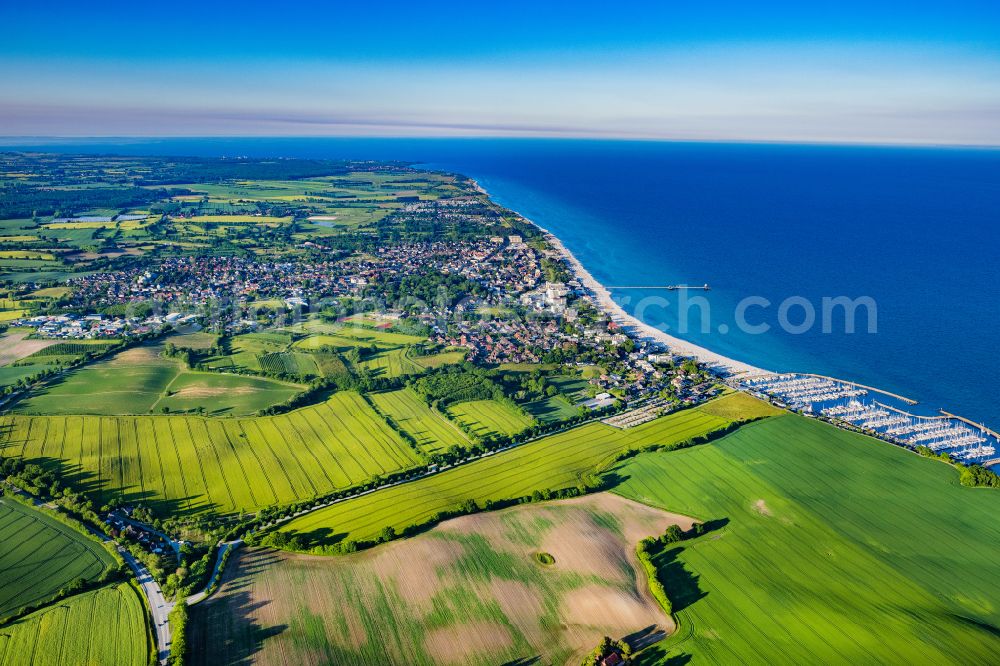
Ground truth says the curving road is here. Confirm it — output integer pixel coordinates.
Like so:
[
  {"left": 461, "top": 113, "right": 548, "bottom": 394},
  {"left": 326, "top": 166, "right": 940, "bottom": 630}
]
[{"left": 120, "top": 548, "right": 174, "bottom": 664}]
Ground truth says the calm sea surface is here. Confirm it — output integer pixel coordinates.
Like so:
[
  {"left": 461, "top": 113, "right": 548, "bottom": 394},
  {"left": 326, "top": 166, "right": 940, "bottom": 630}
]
[{"left": 5, "top": 138, "right": 999, "bottom": 427}]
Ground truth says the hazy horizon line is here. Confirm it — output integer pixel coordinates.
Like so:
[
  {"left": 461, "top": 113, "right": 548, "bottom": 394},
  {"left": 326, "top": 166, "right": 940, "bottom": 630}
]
[{"left": 2, "top": 134, "right": 1000, "bottom": 151}]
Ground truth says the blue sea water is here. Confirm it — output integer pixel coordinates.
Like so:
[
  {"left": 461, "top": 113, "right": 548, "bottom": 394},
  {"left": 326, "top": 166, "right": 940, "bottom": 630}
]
[{"left": 4, "top": 137, "right": 999, "bottom": 428}]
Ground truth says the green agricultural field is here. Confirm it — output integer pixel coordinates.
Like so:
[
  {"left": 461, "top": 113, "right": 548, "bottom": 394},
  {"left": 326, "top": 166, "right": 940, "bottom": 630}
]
[
  {"left": 0, "top": 582, "right": 149, "bottom": 666},
  {"left": 15, "top": 346, "right": 180, "bottom": 415},
  {"left": 0, "top": 499, "right": 117, "bottom": 621},
  {"left": 178, "top": 215, "right": 292, "bottom": 224},
  {"left": 523, "top": 395, "right": 580, "bottom": 424},
  {"left": 0, "top": 391, "right": 422, "bottom": 516},
  {"left": 357, "top": 346, "right": 423, "bottom": 378},
  {"left": 411, "top": 349, "right": 466, "bottom": 370},
  {"left": 549, "top": 375, "right": 592, "bottom": 400},
  {"left": 153, "top": 371, "right": 303, "bottom": 416},
  {"left": 613, "top": 415, "right": 1000, "bottom": 665},
  {"left": 0, "top": 251, "right": 55, "bottom": 261},
  {"left": 280, "top": 405, "right": 733, "bottom": 547},
  {"left": 203, "top": 331, "right": 301, "bottom": 374},
  {"left": 162, "top": 331, "right": 218, "bottom": 351},
  {"left": 21, "top": 340, "right": 117, "bottom": 364},
  {"left": 257, "top": 350, "right": 321, "bottom": 378},
  {"left": 328, "top": 326, "right": 425, "bottom": 347},
  {"left": 16, "top": 343, "right": 302, "bottom": 416},
  {"left": 309, "top": 350, "right": 350, "bottom": 378},
  {"left": 694, "top": 388, "right": 784, "bottom": 421},
  {"left": 446, "top": 399, "right": 535, "bottom": 438},
  {"left": 27, "top": 287, "right": 71, "bottom": 298},
  {"left": 370, "top": 389, "right": 469, "bottom": 454},
  {"left": 0, "top": 365, "right": 48, "bottom": 391}
]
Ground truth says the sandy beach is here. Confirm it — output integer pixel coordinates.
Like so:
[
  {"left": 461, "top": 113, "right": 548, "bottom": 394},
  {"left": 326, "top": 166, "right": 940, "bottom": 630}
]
[
  {"left": 470, "top": 179, "right": 767, "bottom": 377},
  {"left": 541, "top": 229, "right": 767, "bottom": 377}
]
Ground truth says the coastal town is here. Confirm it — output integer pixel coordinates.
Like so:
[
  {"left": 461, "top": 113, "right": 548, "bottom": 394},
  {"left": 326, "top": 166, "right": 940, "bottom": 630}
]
[
  {"left": 11, "top": 229, "right": 715, "bottom": 409},
  {"left": 1, "top": 151, "right": 997, "bottom": 666}
]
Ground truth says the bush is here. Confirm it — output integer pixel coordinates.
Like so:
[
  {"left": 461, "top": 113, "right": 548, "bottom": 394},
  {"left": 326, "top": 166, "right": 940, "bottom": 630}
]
[
  {"left": 168, "top": 601, "right": 188, "bottom": 665},
  {"left": 636, "top": 538, "right": 672, "bottom": 615},
  {"left": 535, "top": 551, "right": 555, "bottom": 565}
]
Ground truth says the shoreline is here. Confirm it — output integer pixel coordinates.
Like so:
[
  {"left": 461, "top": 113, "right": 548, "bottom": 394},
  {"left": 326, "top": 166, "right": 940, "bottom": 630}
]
[{"left": 470, "top": 178, "right": 767, "bottom": 377}]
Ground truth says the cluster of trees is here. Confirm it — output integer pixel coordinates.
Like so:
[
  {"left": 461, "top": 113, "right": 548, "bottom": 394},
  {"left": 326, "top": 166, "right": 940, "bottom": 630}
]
[
  {"left": 162, "top": 542, "right": 214, "bottom": 600},
  {"left": 162, "top": 342, "right": 196, "bottom": 367},
  {"left": 636, "top": 537, "right": 672, "bottom": 617},
  {"left": 959, "top": 464, "right": 1000, "bottom": 489},
  {"left": 373, "top": 269, "right": 487, "bottom": 309},
  {"left": 168, "top": 601, "right": 188, "bottom": 665},
  {"left": 500, "top": 369, "right": 561, "bottom": 402},
  {"left": 635, "top": 520, "right": 709, "bottom": 620},
  {"left": 915, "top": 448, "right": 1000, "bottom": 489},
  {"left": 409, "top": 365, "right": 507, "bottom": 407},
  {"left": 580, "top": 636, "right": 632, "bottom": 666},
  {"left": 914, "top": 445, "right": 955, "bottom": 464},
  {"left": 0, "top": 183, "right": 168, "bottom": 219}
]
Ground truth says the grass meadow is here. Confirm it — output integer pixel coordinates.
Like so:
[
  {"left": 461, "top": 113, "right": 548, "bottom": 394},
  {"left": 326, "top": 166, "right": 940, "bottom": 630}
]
[
  {"left": 15, "top": 344, "right": 302, "bottom": 416},
  {"left": 613, "top": 415, "right": 1000, "bottom": 664},
  {"left": 0, "top": 583, "right": 148, "bottom": 666},
  {"left": 523, "top": 395, "right": 580, "bottom": 424},
  {"left": 0, "top": 499, "right": 117, "bottom": 621},
  {"left": 0, "top": 392, "right": 421, "bottom": 516}
]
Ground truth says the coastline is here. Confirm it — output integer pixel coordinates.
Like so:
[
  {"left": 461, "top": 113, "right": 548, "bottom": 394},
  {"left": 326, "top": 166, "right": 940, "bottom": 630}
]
[{"left": 471, "top": 178, "right": 767, "bottom": 377}]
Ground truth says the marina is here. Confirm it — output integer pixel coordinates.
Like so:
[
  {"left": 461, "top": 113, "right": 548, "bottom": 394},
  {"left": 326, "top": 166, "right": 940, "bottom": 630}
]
[{"left": 742, "top": 373, "right": 999, "bottom": 469}]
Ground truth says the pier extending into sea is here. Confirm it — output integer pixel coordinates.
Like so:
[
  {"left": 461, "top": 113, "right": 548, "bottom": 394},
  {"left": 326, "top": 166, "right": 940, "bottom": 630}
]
[{"left": 606, "top": 284, "right": 711, "bottom": 291}]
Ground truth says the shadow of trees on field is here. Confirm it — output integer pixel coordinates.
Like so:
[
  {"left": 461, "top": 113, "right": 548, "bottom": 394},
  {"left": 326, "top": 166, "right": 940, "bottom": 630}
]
[
  {"left": 626, "top": 624, "right": 667, "bottom": 650},
  {"left": 501, "top": 657, "right": 541, "bottom": 666},
  {"left": 293, "top": 526, "right": 347, "bottom": 549},
  {"left": 655, "top": 546, "right": 706, "bottom": 614},
  {"left": 188, "top": 548, "right": 287, "bottom": 666},
  {"left": 632, "top": 645, "right": 693, "bottom": 666}
]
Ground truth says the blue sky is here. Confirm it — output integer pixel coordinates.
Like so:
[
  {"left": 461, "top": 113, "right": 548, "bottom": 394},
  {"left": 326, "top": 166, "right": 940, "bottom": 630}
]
[{"left": 1, "top": 1, "right": 999, "bottom": 144}]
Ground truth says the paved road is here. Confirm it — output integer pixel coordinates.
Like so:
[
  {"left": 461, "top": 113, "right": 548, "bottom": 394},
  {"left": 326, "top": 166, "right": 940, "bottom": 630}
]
[
  {"left": 2, "top": 482, "right": 177, "bottom": 662},
  {"left": 120, "top": 548, "right": 174, "bottom": 665},
  {"left": 186, "top": 540, "right": 242, "bottom": 605}
]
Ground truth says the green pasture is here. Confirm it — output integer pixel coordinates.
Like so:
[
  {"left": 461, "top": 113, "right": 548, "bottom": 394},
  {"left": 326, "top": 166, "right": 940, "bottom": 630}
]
[
  {"left": 613, "top": 415, "right": 1000, "bottom": 664},
  {"left": 153, "top": 371, "right": 302, "bottom": 416},
  {"left": 523, "top": 395, "right": 579, "bottom": 424}
]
